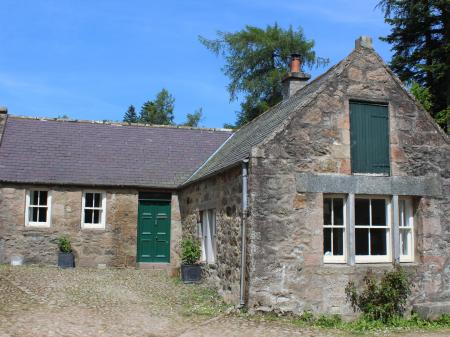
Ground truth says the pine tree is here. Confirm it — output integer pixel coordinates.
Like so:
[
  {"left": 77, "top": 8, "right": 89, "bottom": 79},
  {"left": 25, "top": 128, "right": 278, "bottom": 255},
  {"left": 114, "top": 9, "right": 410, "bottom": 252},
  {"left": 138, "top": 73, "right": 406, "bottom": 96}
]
[
  {"left": 123, "top": 105, "right": 138, "bottom": 124},
  {"left": 378, "top": 0, "right": 450, "bottom": 130},
  {"left": 199, "top": 23, "right": 328, "bottom": 126},
  {"left": 139, "top": 89, "right": 175, "bottom": 125}
]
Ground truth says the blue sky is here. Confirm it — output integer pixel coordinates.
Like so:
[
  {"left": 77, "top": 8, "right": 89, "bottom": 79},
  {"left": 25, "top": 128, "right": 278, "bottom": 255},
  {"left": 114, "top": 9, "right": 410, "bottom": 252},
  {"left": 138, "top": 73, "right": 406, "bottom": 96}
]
[{"left": 0, "top": 0, "right": 392, "bottom": 127}]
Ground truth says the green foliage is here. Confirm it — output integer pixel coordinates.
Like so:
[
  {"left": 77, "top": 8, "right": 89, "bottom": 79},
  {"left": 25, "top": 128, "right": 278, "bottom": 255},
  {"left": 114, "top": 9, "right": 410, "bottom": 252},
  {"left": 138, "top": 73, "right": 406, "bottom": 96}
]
[
  {"left": 182, "top": 107, "right": 203, "bottom": 127},
  {"left": 345, "top": 265, "right": 412, "bottom": 322},
  {"left": 378, "top": 0, "right": 450, "bottom": 131},
  {"left": 58, "top": 236, "right": 72, "bottom": 253},
  {"left": 410, "top": 82, "right": 433, "bottom": 111},
  {"left": 199, "top": 23, "right": 328, "bottom": 126},
  {"left": 139, "top": 88, "right": 175, "bottom": 125},
  {"left": 181, "top": 236, "right": 201, "bottom": 265},
  {"left": 123, "top": 105, "right": 138, "bottom": 123},
  {"left": 244, "top": 311, "right": 450, "bottom": 333}
]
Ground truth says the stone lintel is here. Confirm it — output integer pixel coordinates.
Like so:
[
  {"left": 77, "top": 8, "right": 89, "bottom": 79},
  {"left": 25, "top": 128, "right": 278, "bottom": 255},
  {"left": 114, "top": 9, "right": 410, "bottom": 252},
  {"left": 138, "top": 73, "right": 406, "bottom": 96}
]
[{"left": 296, "top": 173, "right": 442, "bottom": 197}]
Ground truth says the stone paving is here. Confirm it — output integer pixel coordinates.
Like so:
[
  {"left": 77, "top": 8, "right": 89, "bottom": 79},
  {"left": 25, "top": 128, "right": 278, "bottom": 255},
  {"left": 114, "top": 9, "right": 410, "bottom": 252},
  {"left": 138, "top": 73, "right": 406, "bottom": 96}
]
[{"left": 0, "top": 266, "right": 449, "bottom": 337}]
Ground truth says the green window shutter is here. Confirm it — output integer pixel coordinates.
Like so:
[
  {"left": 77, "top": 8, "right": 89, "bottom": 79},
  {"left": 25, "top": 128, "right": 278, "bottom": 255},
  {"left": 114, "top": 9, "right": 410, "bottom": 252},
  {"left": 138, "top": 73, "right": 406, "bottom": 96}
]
[{"left": 350, "top": 102, "right": 390, "bottom": 174}]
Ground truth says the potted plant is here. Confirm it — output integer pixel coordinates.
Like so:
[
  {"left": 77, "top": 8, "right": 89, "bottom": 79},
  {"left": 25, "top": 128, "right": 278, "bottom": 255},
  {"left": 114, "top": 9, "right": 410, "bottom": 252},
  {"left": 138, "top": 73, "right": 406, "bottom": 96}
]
[
  {"left": 57, "top": 236, "right": 74, "bottom": 268},
  {"left": 180, "top": 236, "right": 202, "bottom": 283}
]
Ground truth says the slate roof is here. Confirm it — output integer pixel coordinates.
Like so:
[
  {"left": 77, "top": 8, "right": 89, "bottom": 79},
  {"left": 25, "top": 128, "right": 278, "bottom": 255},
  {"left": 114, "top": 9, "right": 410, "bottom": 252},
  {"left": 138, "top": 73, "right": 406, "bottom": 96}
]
[
  {"left": 185, "top": 52, "right": 351, "bottom": 184},
  {"left": 0, "top": 117, "right": 231, "bottom": 188}
]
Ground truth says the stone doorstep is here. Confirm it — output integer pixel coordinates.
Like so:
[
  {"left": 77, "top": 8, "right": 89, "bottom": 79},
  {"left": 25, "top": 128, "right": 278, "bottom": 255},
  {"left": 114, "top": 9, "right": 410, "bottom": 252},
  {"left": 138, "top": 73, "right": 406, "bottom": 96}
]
[
  {"left": 413, "top": 301, "right": 450, "bottom": 320},
  {"left": 136, "top": 262, "right": 180, "bottom": 277}
]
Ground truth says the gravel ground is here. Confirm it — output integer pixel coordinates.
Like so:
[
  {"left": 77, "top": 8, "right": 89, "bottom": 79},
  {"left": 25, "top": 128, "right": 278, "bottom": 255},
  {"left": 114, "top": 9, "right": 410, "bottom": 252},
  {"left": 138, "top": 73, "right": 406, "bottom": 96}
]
[{"left": 0, "top": 265, "right": 448, "bottom": 337}]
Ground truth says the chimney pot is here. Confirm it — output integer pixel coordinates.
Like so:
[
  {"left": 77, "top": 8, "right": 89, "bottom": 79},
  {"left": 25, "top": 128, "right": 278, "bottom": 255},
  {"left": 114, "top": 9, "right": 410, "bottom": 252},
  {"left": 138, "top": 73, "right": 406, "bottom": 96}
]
[
  {"left": 355, "top": 36, "right": 373, "bottom": 49},
  {"left": 282, "top": 54, "right": 311, "bottom": 100},
  {"left": 290, "top": 53, "right": 301, "bottom": 73},
  {"left": 0, "top": 106, "right": 7, "bottom": 114}
]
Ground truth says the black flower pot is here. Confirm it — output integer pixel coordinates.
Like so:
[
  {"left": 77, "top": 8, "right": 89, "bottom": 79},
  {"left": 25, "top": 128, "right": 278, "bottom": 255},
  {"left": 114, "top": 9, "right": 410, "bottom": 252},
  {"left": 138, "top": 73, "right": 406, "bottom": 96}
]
[
  {"left": 58, "top": 252, "right": 74, "bottom": 268},
  {"left": 181, "top": 264, "right": 202, "bottom": 283}
]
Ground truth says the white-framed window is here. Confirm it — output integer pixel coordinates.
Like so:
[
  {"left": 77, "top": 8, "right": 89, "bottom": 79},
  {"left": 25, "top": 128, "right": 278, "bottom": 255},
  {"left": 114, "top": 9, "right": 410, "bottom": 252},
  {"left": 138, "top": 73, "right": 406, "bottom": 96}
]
[
  {"left": 199, "top": 209, "right": 216, "bottom": 264},
  {"left": 355, "top": 197, "right": 391, "bottom": 263},
  {"left": 25, "top": 190, "right": 51, "bottom": 227},
  {"left": 399, "top": 198, "right": 414, "bottom": 262},
  {"left": 323, "top": 196, "right": 346, "bottom": 263},
  {"left": 81, "top": 191, "right": 106, "bottom": 229}
]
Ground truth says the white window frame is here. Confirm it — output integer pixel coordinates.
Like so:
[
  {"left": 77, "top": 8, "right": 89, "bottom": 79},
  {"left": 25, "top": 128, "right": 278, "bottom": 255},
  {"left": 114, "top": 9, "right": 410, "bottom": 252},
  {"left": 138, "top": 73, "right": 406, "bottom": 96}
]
[
  {"left": 355, "top": 196, "right": 392, "bottom": 263},
  {"left": 399, "top": 198, "right": 414, "bottom": 263},
  {"left": 81, "top": 191, "right": 106, "bottom": 229},
  {"left": 323, "top": 195, "right": 347, "bottom": 264},
  {"left": 25, "top": 189, "right": 52, "bottom": 227},
  {"left": 199, "top": 209, "right": 216, "bottom": 264}
]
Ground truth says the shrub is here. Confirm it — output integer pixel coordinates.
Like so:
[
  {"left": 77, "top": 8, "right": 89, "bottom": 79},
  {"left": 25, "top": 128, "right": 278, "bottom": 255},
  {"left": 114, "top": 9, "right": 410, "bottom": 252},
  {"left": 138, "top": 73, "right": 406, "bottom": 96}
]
[
  {"left": 58, "top": 236, "right": 72, "bottom": 253},
  {"left": 345, "top": 265, "right": 412, "bottom": 322},
  {"left": 181, "top": 236, "right": 201, "bottom": 265}
]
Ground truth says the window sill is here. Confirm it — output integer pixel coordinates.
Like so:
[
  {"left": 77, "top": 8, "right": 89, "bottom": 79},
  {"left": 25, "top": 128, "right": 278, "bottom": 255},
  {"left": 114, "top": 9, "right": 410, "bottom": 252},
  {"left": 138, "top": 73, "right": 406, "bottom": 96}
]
[
  {"left": 352, "top": 172, "right": 390, "bottom": 177},
  {"left": 25, "top": 223, "right": 50, "bottom": 228},
  {"left": 81, "top": 224, "right": 106, "bottom": 230}
]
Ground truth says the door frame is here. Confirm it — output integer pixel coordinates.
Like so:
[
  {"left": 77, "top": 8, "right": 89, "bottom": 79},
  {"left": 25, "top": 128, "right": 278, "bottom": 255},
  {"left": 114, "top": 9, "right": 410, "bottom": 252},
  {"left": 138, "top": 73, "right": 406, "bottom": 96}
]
[{"left": 137, "top": 193, "right": 172, "bottom": 263}]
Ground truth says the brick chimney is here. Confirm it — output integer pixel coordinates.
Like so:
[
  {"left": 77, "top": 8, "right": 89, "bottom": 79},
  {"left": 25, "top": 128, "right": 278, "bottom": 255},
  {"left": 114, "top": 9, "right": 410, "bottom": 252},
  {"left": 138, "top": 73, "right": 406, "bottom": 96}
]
[{"left": 282, "top": 53, "right": 311, "bottom": 100}]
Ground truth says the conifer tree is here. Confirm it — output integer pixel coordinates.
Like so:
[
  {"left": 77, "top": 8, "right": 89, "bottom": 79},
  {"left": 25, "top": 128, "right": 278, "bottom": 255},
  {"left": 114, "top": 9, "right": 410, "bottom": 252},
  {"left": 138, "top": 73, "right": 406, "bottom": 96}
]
[{"left": 123, "top": 105, "right": 138, "bottom": 123}]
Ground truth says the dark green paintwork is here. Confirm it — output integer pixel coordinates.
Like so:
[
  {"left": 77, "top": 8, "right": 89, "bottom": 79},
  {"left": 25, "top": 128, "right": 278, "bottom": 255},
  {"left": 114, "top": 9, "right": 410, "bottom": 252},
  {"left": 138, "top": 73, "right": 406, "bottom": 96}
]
[
  {"left": 137, "top": 200, "right": 171, "bottom": 263},
  {"left": 350, "top": 102, "right": 390, "bottom": 174}
]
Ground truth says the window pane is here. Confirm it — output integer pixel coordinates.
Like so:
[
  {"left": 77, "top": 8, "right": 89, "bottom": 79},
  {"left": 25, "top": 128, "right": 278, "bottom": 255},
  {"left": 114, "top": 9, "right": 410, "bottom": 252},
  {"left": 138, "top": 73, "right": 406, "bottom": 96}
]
[
  {"left": 85, "top": 193, "right": 93, "bottom": 207},
  {"left": 30, "top": 191, "right": 39, "bottom": 206},
  {"left": 355, "top": 228, "right": 369, "bottom": 255},
  {"left": 93, "top": 193, "right": 101, "bottom": 208},
  {"left": 333, "top": 198, "right": 344, "bottom": 226},
  {"left": 355, "top": 199, "right": 370, "bottom": 226},
  {"left": 323, "top": 228, "right": 332, "bottom": 256},
  {"left": 93, "top": 210, "right": 100, "bottom": 224},
  {"left": 370, "top": 228, "right": 387, "bottom": 255},
  {"left": 333, "top": 228, "right": 344, "bottom": 255},
  {"left": 372, "top": 199, "right": 386, "bottom": 226},
  {"left": 85, "top": 209, "right": 93, "bottom": 223},
  {"left": 38, "top": 207, "right": 47, "bottom": 222},
  {"left": 399, "top": 200, "right": 405, "bottom": 227},
  {"left": 400, "top": 229, "right": 410, "bottom": 255},
  {"left": 323, "top": 198, "right": 332, "bottom": 226},
  {"left": 30, "top": 207, "right": 38, "bottom": 222},
  {"left": 39, "top": 191, "right": 48, "bottom": 206}
]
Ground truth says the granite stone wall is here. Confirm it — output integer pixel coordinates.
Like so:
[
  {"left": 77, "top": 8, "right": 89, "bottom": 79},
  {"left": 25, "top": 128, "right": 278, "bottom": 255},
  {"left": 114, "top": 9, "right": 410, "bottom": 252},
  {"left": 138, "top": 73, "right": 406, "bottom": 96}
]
[
  {"left": 179, "top": 166, "right": 243, "bottom": 303},
  {"left": 0, "top": 185, "right": 182, "bottom": 268},
  {"left": 246, "top": 46, "right": 450, "bottom": 316}
]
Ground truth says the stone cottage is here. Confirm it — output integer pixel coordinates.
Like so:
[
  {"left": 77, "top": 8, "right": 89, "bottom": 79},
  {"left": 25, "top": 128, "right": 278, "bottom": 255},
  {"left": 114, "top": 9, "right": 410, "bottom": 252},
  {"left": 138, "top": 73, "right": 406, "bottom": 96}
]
[{"left": 0, "top": 36, "right": 449, "bottom": 315}]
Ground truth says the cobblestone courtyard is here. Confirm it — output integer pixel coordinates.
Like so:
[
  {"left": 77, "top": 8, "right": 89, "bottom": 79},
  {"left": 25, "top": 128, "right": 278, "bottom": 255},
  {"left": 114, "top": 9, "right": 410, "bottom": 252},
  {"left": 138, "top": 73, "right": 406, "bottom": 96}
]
[{"left": 0, "top": 266, "right": 448, "bottom": 337}]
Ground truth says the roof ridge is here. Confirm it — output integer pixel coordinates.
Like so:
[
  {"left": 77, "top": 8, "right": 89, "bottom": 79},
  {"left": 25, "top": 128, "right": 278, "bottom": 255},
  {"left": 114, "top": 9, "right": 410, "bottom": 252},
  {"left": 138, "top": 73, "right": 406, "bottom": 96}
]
[{"left": 8, "top": 115, "right": 233, "bottom": 133}]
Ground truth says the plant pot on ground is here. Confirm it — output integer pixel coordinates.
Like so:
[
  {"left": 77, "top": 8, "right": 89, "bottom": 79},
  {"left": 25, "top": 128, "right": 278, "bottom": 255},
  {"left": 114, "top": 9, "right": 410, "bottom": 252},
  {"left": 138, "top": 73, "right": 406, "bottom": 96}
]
[
  {"left": 57, "top": 236, "right": 75, "bottom": 268},
  {"left": 180, "top": 236, "right": 202, "bottom": 283}
]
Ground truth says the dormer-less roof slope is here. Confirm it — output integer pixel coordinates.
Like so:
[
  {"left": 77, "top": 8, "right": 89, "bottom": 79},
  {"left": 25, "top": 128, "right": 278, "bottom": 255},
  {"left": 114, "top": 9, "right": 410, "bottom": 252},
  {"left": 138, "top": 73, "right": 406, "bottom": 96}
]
[
  {"left": 0, "top": 118, "right": 231, "bottom": 188},
  {"left": 185, "top": 50, "right": 352, "bottom": 184},
  {"left": 186, "top": 44, "right": 448, "bottom": 185}
]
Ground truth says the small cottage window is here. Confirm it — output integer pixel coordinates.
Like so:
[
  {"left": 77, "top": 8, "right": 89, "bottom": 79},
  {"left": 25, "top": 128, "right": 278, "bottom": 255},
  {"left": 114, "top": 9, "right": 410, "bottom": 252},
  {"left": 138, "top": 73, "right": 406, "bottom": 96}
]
[
  {"left": 82, "top": 192, "right": 106, "bottom": 229},
  {"left": 355, "top": 197, "right": 391, "bottom": 263},
  {"left": 323, "top": 196, "right": 346, "bottom": 263},
  {"left": 199, "top": 209, "right": 216, "bottom": 264},
  {"left": 25, "top": 190, "right": 51, "bottom": 227},
  {"left": 399, "top": 198, "right": 414, "bottom": 262}
]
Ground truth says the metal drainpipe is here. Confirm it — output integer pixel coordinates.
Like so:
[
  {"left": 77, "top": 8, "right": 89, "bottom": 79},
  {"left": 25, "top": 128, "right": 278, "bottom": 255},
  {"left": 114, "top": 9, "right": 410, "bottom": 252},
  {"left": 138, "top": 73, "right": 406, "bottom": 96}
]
[{"left": 239, "top": 159, "right": 249, "bottom": 307}]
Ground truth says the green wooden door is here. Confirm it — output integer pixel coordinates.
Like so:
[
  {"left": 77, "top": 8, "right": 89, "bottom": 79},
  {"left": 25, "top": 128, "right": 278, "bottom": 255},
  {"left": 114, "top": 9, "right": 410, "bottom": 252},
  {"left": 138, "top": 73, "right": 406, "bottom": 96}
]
[
  {"left": 137, "top": 200, "right": 171, "bottom": 263},
  {"left": 350, "top": 102, "right": 390, "bottom": 174}
]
